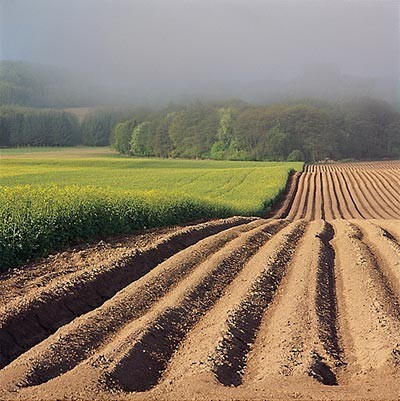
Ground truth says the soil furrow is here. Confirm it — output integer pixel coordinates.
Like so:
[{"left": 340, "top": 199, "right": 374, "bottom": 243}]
[
  {"left": 342, "top": 170, "right": 375, "bottom": 219},
  {"left": 331, "top": 171, "right": 353, "bottom": 219},
  {"left": 145, "top": 221, "right": 310, "bottom": 399},
  {"left": 314, "top": 222, "right": 344, "bottom": 369},
  {"left": 373, "top": 220, "right": 400, "bottom": 241},
  {"left": 328, "top": 171, "right": 344, "bottom": 219},
  {"left": 341, "top": 170, "right": 376, "bottom": 219},
  {"left": 0, "top": 226, "right": 179, "bottom": 306},
  {"left": 0, "top": 220, "right": 274, "bottom": 390},
  {"left": 332, "top": 220, "right": 400, "bottom": 378},
  {"left": 321, "top": 169, "right": 334, "bottom": 220},
  {"left": 347, "top": 223, "right": 400, "bottom": 320},
  {"left": 360, "top": 171, "right": 400, "bottom": 219},
  {"left": 325, "top": 170, "right": 341, "bottom": 219},
  {"left": 238, "top": 221, "right": 343, "bottom": 389},
  {"left": 349, "top": 170, "right": 388, "bottom": 219},
  {"left": 298, "top": 172, "right": 312, "bottom": 219},
  {"left": 305, "top": 172, "right": 317, "bottom": 220},
  {"left": 95, "top": 221, "right": 286, "bottom": 392},
  {"left": 318, "top": 172, "right": 326, "bottom": 220},
  {"left": 286, "top": 172, "right": 306, "bottom": 220},
  {"left": 337, "top": 171, "right": 365, "bottom": 219},
  {"left": 211, "top": 221, "right": 307, "bottom": 386},
  {"left": 270, "top": 171, "right": 301, "bottom": 219},
  {"left": 0, "top": 217, "right": 254, "bottom": 370},
  {"left": 352, "top": 220, "right": 400, "bottom": 298},
  {"left": 385, "top": 170, "right": 400, "bottom": 187},
  {"left": 368, "top": 170, "right": 400, "bottom": 212}
]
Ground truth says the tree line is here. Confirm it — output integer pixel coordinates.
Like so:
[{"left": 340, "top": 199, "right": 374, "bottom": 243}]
[
  {"left": 0, "top": 106, "right": 130, "bottom": 147},
  {"left": 0, "top": 98, "right": 399, "bottom": 162},
  {"left": 0, "top": 106, "right": 81, "bottom": 147},
  {"left": 111, "top": 98, "right": 400, "bottom": 162}
]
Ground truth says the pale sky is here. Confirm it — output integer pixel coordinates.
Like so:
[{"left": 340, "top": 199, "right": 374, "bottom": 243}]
[{"left": 1, "top": 0, "right": 399, "bottom": 102}]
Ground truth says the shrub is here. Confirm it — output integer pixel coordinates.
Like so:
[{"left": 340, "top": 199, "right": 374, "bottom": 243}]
[{"left": 287, "top": 149, "right": 305, "bottom": 162}]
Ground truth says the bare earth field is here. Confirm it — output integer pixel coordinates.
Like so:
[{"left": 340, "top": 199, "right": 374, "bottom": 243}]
[{"left": 0, "top": 160, "right": 400, "bottom": 401}]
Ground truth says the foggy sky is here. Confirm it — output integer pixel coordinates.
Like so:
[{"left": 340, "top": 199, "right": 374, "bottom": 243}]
[{"left": 1, "top": 0, "right": 399, "bottom": 103}]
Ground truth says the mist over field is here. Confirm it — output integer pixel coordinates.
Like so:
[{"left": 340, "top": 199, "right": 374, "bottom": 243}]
[{"left": 1, "top": 0, "right": 399, "bottom": 105}]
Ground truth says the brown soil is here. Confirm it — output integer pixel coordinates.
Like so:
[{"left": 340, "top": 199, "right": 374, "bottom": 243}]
[
  {"left": 0, "top": 161, "right": 400, "bottom": 400},
  {"left": 287, "top": 161, "right": 400, "bottom": 220}
]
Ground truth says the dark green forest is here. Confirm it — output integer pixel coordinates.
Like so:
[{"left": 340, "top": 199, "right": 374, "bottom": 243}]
[
  {"left": 111, "top": 99, "right": 400, "bottom": 162},
  {"left": 0, "top": 106, "right": 81, "bottom": 147},
  {"left": 1, "top": 61, "right": 399, "bottom": 162}
]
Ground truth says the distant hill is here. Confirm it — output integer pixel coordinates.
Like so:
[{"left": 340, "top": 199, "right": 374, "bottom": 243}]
[
  {"left": 0, "top": 60, "right": 104, "bottom": 108},
  {"left": 1, "top": 60, "right": 398, "bottom": 110}
]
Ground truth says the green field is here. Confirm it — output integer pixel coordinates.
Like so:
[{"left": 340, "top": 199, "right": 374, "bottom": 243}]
[{"left": 0, "top": 147, "right": 302, "bottom": 269}]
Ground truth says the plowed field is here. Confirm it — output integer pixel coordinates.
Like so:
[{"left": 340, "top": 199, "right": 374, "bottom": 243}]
[{"left": 1, "top": 161, "right": 399, "bottom": 400}]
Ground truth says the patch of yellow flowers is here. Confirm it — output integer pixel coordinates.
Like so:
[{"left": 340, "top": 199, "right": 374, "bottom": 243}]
[{"left": 0, "top": 185, "right": 231, "bottom": 270}]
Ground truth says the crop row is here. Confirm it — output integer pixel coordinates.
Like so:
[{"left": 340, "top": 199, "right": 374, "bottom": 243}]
[{"left": 0, "top": 186, "right": 234, "bottom": 270}]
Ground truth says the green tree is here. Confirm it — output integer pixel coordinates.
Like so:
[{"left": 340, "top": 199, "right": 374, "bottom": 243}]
[
  {"left": 82, "top": 111, "right": 119, "bottom": 146},
  {"left": 153, "top": 113, "right": 174, "bottom": 157},
  {"left": 169, "top": 102, "right": 219, "bottom": 158},
  {"left": 113, "top": 120, "right": 137, "bottom": 154},
  {"left": 0, "top": 106, "right": 81, "bottom": 146},
  {"left": 287, "top": 149, "right": 305, "bottom": 161},
  {"left": 130, "top": 121, "right": 155, "bottom": 156},
  {"left": 265, "top": 125, "right": 289, "bottom": 160},
  {"left": 210, "top": 107, "right": 240, "bottom": 159}
]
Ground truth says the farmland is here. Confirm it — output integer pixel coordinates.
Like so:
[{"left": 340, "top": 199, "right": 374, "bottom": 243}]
[
  {"left": 2, "top": 2, "right": 400, "bottom": 399},
  {"left": 0, "top": 159, "right": 399, "bottom": 400},
  {"left": 0, "top": 147, "right": 302, "bottom": 268}
]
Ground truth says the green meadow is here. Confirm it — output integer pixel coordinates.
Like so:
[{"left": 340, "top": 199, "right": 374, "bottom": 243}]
[{"left": 0, "top": 147, "right": 302, "bottom": 269}]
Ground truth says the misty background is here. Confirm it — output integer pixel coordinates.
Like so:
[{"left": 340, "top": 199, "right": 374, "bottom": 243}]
[{"left": 0, "top": 0, "right": 399, "bottom": 106}]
